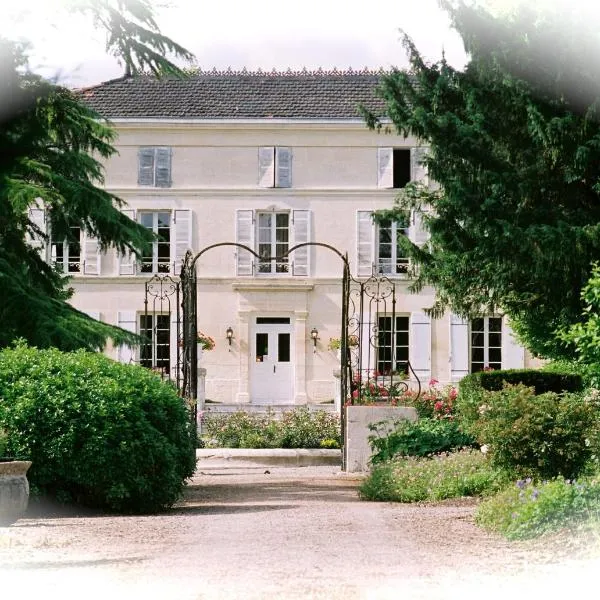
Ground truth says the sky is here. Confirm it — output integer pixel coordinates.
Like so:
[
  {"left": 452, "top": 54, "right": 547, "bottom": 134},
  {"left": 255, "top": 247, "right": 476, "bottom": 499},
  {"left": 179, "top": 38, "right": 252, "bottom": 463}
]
[{"left": 0, "top": 0, "right": 470, "bottom": 87}]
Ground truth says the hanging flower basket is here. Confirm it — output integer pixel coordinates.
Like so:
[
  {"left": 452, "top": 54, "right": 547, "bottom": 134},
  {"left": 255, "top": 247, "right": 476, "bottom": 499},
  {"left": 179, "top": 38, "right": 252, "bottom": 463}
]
[{"left": 197, "top": 332, "right": 215, "bottom": 351}]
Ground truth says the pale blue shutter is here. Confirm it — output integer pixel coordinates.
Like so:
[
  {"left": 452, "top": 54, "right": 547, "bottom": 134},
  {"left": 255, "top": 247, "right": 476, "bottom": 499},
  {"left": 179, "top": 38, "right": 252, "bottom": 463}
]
[
  {"left": 410, "top": 146, "right": 429, "bottom": 185},
  {"left": 410, "top": 311, "right": 431, "bottom": 382},
  {"left": 258, "top": 147, "right": 275, "bottom": 187},
  {"left": 292, "top": 209, "right": 310, "bottom": 276},
  {"left": 118, "top": 209, "right": 136, "bottom": 275},
  {"left": 275, "top": 147, "right": 292, "bottom": 188},
  {"left": 236, "top": 209, "right": 254, "bottom": 276},
  {"left": 172, "top": 209, "right": 192, "bottom": 275},
  {"left": 138, "top": 148, "right": 155, "bottom": 185},
  {"left": 357, "top": 211, "right": 374, "bottom": 277},
  {"left": 117, "top": 311, "right": 137, "bottom": 363},
  {"left": 501, "top": 319, "right": 525, "bottom": 369},
  {"left": 155, "top": 147, "right": 172, "bottom": 187},
  {"left": 82, "top": 231, "right": 101, "bottom": 275},
  {"left": 28, "top": 205, "right": 47, "bottom": 259},
  {"left": 450, "top": 313, "right": 469, "bottom": 381},
  {"left": 377, "top": 148, "right": 393, "bottom": 188}
]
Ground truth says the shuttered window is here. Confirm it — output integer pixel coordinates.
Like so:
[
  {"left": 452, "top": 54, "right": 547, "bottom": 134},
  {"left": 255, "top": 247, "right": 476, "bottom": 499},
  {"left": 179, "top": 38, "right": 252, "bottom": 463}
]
[
  {"left": 138, "top": 147, "right": 172, "bottom": 187},
  {"left": 140, "top": 313, "right": 171, "bottom": 375},
  {"left": 376, "top": 219, "right": 409, "bottom": 276},
  {"left": 51, "top": 226, "right": 81, "bottom": 273},
  {"left": 237, "top": 209, "right": 310, "bottom": 277},
  {"left": 470, "top": 317, "right": 502, "bottom": 372},
  {"left": 258, "top": 147, "right": 292, "bottom": 188},
  {"left": 140, "top": 212, "right": 171, "bottom": 274},
  {"left": 376, "top": 315, "right": 410, "bottom": 375}
]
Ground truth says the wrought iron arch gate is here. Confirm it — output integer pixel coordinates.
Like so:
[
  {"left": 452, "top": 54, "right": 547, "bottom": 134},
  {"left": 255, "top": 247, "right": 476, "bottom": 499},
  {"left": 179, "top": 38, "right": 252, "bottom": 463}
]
[{"left": 145, "top": 242, "right": 421, "bottom": 437}]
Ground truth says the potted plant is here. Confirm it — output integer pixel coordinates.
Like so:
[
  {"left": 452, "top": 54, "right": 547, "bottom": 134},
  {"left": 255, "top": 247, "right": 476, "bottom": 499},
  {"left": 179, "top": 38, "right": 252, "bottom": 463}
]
[{"left": 0, "top": 428, "right": 32, "bottom": 526}]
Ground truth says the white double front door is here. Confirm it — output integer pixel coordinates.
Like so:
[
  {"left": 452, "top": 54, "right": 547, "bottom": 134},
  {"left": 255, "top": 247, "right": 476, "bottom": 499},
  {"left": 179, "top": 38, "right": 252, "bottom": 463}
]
[{"left": 250, "top": 317, "right": 294, "bottom": 404}]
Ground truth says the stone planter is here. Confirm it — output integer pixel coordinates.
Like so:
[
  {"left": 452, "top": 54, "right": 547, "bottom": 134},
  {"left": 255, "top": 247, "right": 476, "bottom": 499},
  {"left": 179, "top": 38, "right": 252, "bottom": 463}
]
[
  {"left": 0, "top": 460, "right": 32, "bottom": 526},
  {"left": 344, "top": 405, "right": 417, "bottom": 473}
]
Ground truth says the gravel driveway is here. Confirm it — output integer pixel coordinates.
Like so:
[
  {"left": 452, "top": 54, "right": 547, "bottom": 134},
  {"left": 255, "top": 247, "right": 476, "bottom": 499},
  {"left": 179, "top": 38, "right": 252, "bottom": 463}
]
[{"left": 1, "top": 463, "right": 599, "bottom": 599}]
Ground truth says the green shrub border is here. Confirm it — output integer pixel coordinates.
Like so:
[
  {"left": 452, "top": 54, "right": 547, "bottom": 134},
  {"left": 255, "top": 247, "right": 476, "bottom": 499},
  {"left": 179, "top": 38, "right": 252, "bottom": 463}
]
[{"left": 456, "top": 369, "right": 583, "bottom": 430}]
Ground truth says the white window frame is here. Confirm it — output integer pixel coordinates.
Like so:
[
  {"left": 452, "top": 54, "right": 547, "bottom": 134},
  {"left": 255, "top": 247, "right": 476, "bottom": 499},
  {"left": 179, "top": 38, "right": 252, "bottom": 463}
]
[
  {"left": 139, "top": 312, "right": 171, "bottom": 375},
  {"left": 51, "top": 226, "right": 82, "bottom": 274},
  {"left": 470, "top": 316, "right": 502, "bottom": 373},
  {"left": 376, "top": 314, "right": 410, "bottom": 376},
  {"left": 376, "top": 219, "right": 410, "bottom": 276},
  {"left": 256, "top": 211, "right": 290, "bottom": 275},
  {"left": 139, "top": 211, "right": 172, "bottom": 275}
]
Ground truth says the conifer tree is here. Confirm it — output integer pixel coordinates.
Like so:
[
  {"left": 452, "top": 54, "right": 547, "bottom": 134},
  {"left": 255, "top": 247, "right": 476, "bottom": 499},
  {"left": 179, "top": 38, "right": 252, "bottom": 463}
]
[
  {"left": 0, "top": 0, "right": 193, "bottom": 350},
  {"left": 367, "top": 1, "right": 600, "bottom": 359}
]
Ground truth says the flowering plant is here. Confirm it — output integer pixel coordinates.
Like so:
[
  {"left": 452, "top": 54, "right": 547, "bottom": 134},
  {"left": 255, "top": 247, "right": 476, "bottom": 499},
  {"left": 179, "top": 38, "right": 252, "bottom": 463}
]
[
  {"left": 328, "top": 335, "right": 359, "bottom": 351},
  {"left": 197, "top": 332, "right": 215, "bottom": 351}
]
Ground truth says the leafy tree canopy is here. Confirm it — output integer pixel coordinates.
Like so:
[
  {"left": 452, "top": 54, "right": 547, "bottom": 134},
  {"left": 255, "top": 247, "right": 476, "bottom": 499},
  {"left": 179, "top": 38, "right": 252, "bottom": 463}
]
[
  {"left": 367, "top": 0, "right": 600, "bottom": 359},
  {"left": 0, "top": 0, "right": 193, "bottom": 351}
]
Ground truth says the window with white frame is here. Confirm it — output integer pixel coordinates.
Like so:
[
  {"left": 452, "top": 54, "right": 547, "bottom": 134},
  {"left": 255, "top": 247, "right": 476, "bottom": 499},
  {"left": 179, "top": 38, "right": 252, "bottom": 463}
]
[
  {"left": 139, "top": 212, "right": 171, "bottom": 274},
  {"left": 378, "top": 146, "right": 428, "bottom": 189},
  {"left": 376, "top": 315, "right": 410, "bottom": 375},
  {"left": 470, "top": 317, "right": 502, "bottom": 372},
  {"left": 258, "top": 147, "right": 292, "bottom": 188},
  {"left": 51, "top": 226, "right": 81, "bottom": 273},
  {"left": 139, "top": 313, "right": 170, "bottom": 374},
  {"left": 257, "top": 212, "right": 289, "bottom": 273},
  {"left": 376, "top": 218, "right": 409, "bottom": 276},
  {"left": 236, "top": 209, "right": 310, "bottom": 277},
  {"left": 138, "top": 147, "right": 172, "bottom": 187}
]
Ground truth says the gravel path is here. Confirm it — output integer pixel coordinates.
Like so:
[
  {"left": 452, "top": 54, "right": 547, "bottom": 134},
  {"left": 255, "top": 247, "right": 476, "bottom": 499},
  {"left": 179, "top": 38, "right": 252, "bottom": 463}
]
[{"left": 1, "top": 464, "right": 599, "bottom": 599}]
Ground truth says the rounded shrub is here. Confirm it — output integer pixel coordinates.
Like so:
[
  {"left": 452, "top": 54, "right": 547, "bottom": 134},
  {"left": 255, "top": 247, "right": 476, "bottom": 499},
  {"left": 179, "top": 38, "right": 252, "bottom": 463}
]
[
  {"left": 475, "top": 384, "right": 600, "bottom": 480},
  {"left": 0, "top": 344, "right": 196, "bottom": 513}
]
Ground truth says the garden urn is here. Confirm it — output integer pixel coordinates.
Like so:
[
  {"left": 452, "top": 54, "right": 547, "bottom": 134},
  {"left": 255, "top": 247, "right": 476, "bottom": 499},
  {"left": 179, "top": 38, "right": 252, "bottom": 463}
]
[{"left": 0, "top": 460, "right": 32, "bottom": 526}]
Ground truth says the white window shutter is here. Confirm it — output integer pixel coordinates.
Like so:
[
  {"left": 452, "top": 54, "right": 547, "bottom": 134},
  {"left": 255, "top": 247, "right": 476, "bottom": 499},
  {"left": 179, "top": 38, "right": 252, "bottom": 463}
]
[
  {"left": 275, "top": 147, "right": 292, "bottom": 188},
  {"left": 172, "top": 209, "right": 192, "bottom": 275},
  {"left": 258, "top": 147, "right": 275, "bottom": 187},
  {"left": 357, "top": 211, "right": 374, "bottom": 277},
  {"left": 236, "top": 209, "right": 255, "bottom": 276},
  {"left": 450, "top": 313, "right": 470, "bottom": 381},
  {"left": 410, "top": 311, "right": 431, "bottom": 382},
  {"left": 118, "top": 209, "right": 136, "bottom": 275},
  {"left": 82, "top": 231, "right": 101, "bottom": 275},
  {"left": 117, "top": 311, "right": 137, "bottom": 364},
  {"left": 138, "top": 148, "right": 155, "bottom": 185},
  {"left": 155, "top": 147, "right": 172, "bottom": 188},
  {"left": 291, "top": 209, "right": 310, "bottom": 276},
  {"left": 408, "top": 210, "right": 430, "bottom": 246},
  {"left": 377, "top": 148, "right": 393, "bottom": 188},
  {"left": 501, "top": 318, "right": 525, "bottom": 369},
  {"left": 28, "top": 206, "right": 47, "bottom": 259},
  {"left": 410, "top": 147, "right": 429, "bottom": 185},
  {"left": 170, "top": 311, "right": 179, "bottom": 384}
]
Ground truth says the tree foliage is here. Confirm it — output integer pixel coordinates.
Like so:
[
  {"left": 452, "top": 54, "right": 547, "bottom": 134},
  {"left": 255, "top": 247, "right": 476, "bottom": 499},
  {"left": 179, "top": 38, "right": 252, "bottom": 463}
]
[
  {"left": 0, "top": 0, "right": 193, "bottom": 351},
  {"left": 367, "top": 1, "right": 600, "bottom": 359}
]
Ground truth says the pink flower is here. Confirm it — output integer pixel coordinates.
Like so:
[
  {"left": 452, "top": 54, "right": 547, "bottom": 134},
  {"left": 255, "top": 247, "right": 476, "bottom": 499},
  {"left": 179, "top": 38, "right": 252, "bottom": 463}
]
[{"left": 429, "top": 378, "right": 439, "bottom": 387}]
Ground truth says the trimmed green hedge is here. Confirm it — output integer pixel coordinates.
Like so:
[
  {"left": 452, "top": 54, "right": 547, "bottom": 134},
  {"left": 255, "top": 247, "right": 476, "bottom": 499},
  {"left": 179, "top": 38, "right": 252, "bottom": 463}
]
[
  {"left": 0, "top": 344, "right": 197, "bottom": 513},
  {"left": 456, "top": 369, "right": 583, "bottom": 432}
]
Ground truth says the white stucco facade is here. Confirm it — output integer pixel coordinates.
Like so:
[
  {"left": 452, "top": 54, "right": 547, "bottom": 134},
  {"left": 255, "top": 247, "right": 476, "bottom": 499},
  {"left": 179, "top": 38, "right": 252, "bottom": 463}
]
[{"left": 51, "top": 111, "right": 532, "bottom": 405}]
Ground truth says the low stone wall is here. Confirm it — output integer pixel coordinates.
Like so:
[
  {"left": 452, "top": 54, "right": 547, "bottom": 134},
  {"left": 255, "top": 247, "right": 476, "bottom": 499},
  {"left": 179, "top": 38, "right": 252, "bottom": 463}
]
[{"left": 344, "top": 406, "right": 418, "bottom": 473}]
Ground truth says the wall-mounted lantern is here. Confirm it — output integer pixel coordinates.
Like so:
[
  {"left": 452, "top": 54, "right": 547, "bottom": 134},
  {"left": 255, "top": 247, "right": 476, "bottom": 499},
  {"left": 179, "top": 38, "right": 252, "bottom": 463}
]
[
  {"left": 310, "top": 327, "right": 319, "bottom": 352},
  {"left": 226, "top": 326, "right": 234, "bottom": 351}
]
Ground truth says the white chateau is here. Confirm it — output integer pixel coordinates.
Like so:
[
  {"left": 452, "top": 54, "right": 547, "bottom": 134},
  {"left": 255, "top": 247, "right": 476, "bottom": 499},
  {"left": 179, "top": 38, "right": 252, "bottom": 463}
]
[{"left": 33, "top": 69, "right": 535, "bottom": 406}]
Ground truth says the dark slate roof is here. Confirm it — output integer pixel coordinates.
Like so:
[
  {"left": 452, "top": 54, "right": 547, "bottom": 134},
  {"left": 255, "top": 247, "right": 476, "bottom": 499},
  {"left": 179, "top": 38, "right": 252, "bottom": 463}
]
[{"left": 80, "top": 68, "right": 389, "bottom": 120}]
